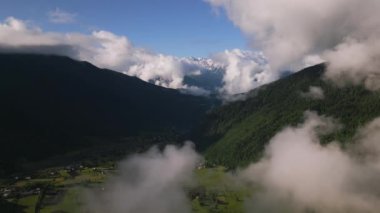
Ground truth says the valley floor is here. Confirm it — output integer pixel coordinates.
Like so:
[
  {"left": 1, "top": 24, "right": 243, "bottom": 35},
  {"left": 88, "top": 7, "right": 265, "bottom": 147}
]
[{"left": 0, "top": 163, "right": 248, "bottom": 213}]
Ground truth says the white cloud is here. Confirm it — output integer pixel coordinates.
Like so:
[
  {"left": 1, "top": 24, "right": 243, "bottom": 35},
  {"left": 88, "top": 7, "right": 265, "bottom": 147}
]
[
  {"left": 302, "top": 54, "right": 325, "bottom": 68},
  {"left": 0, "top": 16, "right": 280, "bottom": 97},
  {"left": 48, "top": 8, "right": 77, "bottom": 24},
  {"left": 323, "top": 37, "right": 380, "bottom": 91},
  {"left": 240, "top": 112, "right": 380, "bottom": 212},
  {"left": 300, "top": 86, "right": 325, "bottom": 100},
  {"left": 0, "top": 17, "right": 203, "bottom": 92},
  {"left": 127, "top": 54, "right": 185, "bottom": 89},
  {"left": 206, "top": 0, "right": 380, "bottom": 90},
  {"left": 86, "top": 142, "right": 201, "bottom": 213},
  {"left": 211, "top": 49, "right": 273, "bottom": 96}
]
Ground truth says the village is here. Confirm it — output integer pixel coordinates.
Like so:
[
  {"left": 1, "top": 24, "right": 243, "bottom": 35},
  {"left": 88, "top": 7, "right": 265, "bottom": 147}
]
[{"left": 0, "top": 163, "right": 112, "bottom": 213}]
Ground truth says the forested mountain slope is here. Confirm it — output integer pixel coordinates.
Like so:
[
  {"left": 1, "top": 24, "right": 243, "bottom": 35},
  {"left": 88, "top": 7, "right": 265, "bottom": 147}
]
[{"left": 194, "top": 64, "right": 380, "bottom": 168}]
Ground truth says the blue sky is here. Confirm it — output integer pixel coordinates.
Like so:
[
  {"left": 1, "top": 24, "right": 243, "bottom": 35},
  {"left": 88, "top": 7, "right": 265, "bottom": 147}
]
[{"left": 0, "top": 0, "right": 247, "bottom": 57}]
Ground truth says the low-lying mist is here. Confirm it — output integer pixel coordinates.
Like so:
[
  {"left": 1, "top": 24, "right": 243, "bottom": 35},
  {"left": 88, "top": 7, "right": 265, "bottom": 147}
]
[
  {"left": 85, "top": 142, "right": 201, "bottom": 213},
  {"left": 241, "top": 112, "right": 380, "bottom": 212},
  {"left": 86, "top": 112, "right": 380, "bottom": 213}
]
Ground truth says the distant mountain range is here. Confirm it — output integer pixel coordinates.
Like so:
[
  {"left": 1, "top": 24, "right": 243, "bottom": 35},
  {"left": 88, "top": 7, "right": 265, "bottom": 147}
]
[
  {"left": 181, "top": 57, "right": 225, "bottom": 93},
  {"left": 181, "top": 57, "right": 224, "bottom": 71}
]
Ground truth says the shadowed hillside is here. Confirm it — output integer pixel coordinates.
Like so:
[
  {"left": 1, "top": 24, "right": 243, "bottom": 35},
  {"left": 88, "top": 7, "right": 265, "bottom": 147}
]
[{"left": 0, "top": 54, "right": 216, "bottom": 173}]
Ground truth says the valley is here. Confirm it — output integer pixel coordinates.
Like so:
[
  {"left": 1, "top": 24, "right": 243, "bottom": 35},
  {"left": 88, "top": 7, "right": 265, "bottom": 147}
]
[
  {"left": 2, "top": 54, "right": 380, "bottom": 213},
  {"left": 0, "top": 163, "right": 248, "bottom": 213},
  {"left": 2, "top": 0, "right": 380, "bottom": 212}
]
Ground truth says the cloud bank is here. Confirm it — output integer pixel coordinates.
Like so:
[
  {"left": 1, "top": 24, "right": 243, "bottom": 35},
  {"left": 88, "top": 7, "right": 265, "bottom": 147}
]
[
  {"left": 0, "top": 17, "right": 203, "bottom": 92},
  {"left": 0, "top": 16, "right": 276, "bottom": 97},
  {"left": 206, "top": 0, "right": 380, "bottom": 90},
  {"left": 240, "top": 112, "right": 380, "bottom": 212},
  {"left": 86, "top": 142, "right": 201, "bottom": 213},
  {"left": 212, "top": 49, "right": 273, "bottom": 96}
]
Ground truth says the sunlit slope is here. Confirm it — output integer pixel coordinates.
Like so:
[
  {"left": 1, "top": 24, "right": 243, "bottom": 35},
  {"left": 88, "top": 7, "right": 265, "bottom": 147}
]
[{"left": 195, "top": 64, "right": 380, "bottom": 168}]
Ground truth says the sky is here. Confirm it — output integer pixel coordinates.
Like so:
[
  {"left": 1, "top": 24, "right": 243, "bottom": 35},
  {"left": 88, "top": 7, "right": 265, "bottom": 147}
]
[
  {"left": 2, "top": 0, "right": 379, "bottom": 97},
  {"left": 0, "top": 0, "right": 246, "bottom": 57}
]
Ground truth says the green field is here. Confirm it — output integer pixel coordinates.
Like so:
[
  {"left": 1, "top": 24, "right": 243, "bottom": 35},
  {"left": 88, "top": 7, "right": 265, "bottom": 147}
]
[
  {"left": 0, "top": 165, "right": 249, "bottom": 213},
  {"left": 0, "top": 165, "right": 110, "bottom": 213},
  {"left": 192, "top": 167, "right": 249, "bottom": 213},
  {"left": 40, "top": 187, "right": 84, "bottom": 213},
  {"left": 17, "top": 195, "right": 38, "bottom": 213}
]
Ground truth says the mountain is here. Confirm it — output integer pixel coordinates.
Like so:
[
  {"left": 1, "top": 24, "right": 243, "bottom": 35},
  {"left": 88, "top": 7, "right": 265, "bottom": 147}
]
[
  {"left": 181, "top": 57, "right": 224, "bottom": 71},
  {"left": 194, "top": 64, "right": 380, "bottom": 168},
  {"left": 0, "top": 54, "right": 216, "bottom": 172},
  {"left": 181, "top": 57, "right": 224, "bottom": 93}
]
